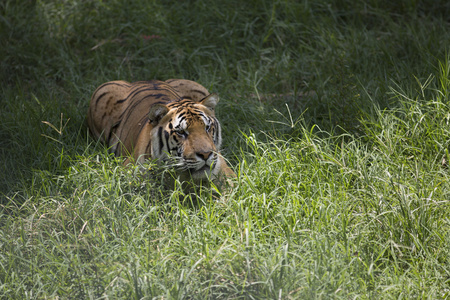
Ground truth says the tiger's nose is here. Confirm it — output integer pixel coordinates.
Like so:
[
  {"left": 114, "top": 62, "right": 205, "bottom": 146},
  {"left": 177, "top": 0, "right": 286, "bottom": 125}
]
[{"left": 196, "top": 151, "right": 213, "bottom": 161}]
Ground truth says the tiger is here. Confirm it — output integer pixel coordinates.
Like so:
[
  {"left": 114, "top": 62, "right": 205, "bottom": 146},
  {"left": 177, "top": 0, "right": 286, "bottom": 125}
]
[{"left": 87, "top": 79, "right": 235, "bottom": 186}]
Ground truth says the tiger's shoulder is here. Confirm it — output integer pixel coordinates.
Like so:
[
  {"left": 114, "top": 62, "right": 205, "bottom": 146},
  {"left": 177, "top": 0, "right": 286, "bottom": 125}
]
[{"left": 87, "top": 80, "right": 175, "bottom": 143}]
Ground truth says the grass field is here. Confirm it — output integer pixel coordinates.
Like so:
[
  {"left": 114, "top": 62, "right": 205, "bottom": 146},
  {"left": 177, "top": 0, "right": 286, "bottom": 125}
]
[{"left": 1, "top": 0, "right": 450, "bottom": 298}]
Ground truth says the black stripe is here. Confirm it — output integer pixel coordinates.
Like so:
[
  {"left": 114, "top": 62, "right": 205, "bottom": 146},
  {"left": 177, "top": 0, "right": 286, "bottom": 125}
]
[
  {"left": 145, "top": 93, "right": 173, "bottom": 102},
  {"left": 158, "top": 126, "right": 164, "bottom": 155},
  {"left": 131, "top": 81, "right": 181, "bottom": 103},
  {"left": 193, "top": 89, "right": 208, "bottom": 98},
  {"left": 164, "top": 130, "right": 170, "bottom": 153},
  {"left": 95, "top": 92, "right": 108, "bottom": 105},
  {"left": 126, "top": 86, "right": 158, "bottom": 102},
  {"left": 163, "top": 84, "right": 184, "bottom": 101}
]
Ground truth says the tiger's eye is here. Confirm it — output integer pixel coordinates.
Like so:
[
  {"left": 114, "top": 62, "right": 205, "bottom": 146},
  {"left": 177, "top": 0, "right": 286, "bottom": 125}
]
[{"left": 175, "top": 129, "right": 187, "bottom": 137}]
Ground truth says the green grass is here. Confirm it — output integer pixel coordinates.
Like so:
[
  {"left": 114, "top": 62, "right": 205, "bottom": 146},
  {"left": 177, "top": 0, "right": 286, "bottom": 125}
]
[{"left": 1, "top": 0, "right": 450, "bottom": 298}]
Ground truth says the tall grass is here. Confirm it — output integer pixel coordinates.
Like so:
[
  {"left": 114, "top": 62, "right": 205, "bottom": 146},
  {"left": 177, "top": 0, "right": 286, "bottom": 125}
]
[{"left": 1, "top": 0, "right": 450, "bottom": 298}]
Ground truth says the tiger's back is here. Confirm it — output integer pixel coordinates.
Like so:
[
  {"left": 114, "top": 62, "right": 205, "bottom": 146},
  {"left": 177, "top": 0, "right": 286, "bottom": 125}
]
[{"left": 88, "top": 79, "right": 208, "bottom": 154}]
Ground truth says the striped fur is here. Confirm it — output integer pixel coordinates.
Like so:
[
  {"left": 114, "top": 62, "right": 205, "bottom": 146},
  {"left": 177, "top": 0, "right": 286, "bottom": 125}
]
[{"left": 87, "top": 79, "right": 235, "bottom": 182}]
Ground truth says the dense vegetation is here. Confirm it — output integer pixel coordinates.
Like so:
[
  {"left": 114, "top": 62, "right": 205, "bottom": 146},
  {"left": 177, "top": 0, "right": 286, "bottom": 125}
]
[{"left": 1, "top": 0, "right": 450, "bottom": 298}]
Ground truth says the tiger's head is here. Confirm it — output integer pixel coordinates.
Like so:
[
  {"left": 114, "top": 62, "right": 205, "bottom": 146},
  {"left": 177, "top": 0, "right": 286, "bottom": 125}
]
[{"left": 148, "top": 93, "right": 223, "bottom": 180}]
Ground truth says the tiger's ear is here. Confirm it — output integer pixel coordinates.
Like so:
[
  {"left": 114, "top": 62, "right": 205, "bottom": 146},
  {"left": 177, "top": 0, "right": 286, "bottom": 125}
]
[
  {"left": 200, "top": 93, "right": 219, "bottom": 111},
  {"left": 148, "top": 104, "right": 169, "bottom": 126}
]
